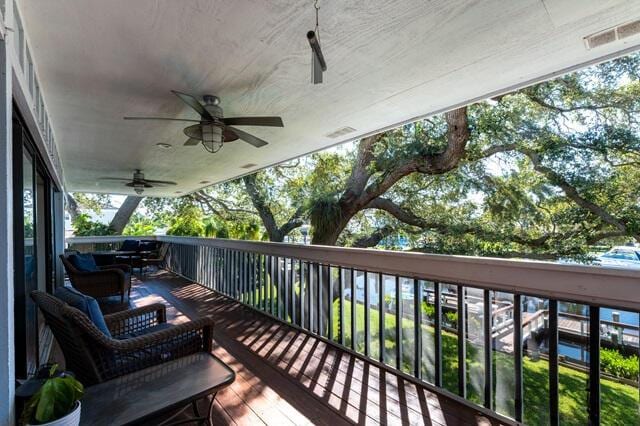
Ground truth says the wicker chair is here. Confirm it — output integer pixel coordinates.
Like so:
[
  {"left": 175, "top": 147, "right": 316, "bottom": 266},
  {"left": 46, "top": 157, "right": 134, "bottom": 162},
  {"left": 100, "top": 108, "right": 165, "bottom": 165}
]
[
  {"left": 137, "top": 242, "right": 168, "bottom": 275},
  {"left": 31, "top": 290, "right": 214, "bottom": 386},
  {"left": 60, "top": 254, "right": 132, "bottom": 302}
]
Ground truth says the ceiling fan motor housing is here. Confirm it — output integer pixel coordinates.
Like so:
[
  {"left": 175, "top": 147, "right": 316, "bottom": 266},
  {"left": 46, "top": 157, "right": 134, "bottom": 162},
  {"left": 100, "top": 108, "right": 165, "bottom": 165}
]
[{"left": 203, "top": 95, "right": 223, "bottom": 119}]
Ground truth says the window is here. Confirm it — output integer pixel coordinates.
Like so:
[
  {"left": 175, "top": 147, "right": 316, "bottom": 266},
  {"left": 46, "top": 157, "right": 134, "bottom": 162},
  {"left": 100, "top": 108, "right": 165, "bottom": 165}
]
[
  {"left": 13, "top": 3, "right": 24, "bottom": 69},
  {"left": 26, "top": 45, "right": 34, "bottom": 95}
]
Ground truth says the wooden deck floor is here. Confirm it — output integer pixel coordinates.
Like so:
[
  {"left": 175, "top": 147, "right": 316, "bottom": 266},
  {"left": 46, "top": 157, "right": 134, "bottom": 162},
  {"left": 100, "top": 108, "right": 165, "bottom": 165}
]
[{"left": 120, "top": 270, "right": 509, "bottom": 426}]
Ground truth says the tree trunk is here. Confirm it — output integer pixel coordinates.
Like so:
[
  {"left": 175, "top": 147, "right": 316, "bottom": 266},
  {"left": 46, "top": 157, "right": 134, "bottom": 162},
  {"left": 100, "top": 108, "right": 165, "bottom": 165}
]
[
  {"left": 65, "top": 193, "right": 80, "bottom": 222},
  {"left": 108, "top": 196, "right": 143, "bottom": 234}
]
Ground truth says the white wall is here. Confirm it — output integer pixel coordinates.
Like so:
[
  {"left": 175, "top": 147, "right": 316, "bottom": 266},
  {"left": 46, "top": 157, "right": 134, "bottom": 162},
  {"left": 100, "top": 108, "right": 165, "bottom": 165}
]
[{"left": 0, "top": 0, "right": 15, "bottom": 423}]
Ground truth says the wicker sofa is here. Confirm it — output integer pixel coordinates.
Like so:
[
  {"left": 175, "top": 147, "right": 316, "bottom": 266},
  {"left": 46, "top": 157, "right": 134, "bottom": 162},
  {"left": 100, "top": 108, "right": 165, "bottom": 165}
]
[
  {"left": 60, "top": 254, "right": 132, "bottom": 302},
  {"left": 31, "top": 290, "right": 214, "bottom": 385}
]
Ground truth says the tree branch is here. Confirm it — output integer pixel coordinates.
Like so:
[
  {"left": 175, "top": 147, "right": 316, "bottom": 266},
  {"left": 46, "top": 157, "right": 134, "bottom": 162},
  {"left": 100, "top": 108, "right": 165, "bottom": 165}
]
[
  {"left": 363, "top": 107, "right": 471, "bottom": 203},
  {"left": 352, "top": 225, "right": 395, "bottom": 248},
  {"left": 243, "top": 174, "right": 305, "bottom": 242}
]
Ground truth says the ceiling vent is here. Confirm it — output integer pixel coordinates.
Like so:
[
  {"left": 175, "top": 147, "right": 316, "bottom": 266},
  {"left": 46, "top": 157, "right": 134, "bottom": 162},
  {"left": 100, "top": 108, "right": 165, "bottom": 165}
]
[
  {"left": 584, "top": 19, "right": 640, "bottom": 49},
  {"left": 325, "top": 126, "right": 356, "bottom": 139}
]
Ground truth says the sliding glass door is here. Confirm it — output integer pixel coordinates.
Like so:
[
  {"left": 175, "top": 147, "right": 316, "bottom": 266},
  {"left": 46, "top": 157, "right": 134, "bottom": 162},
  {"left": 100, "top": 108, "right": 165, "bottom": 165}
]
[
  {"left": 13, "top": 109, "right": 59, "bottom": 378},
  {"left": 17, "top": 149, "right": 38, "bottom": 376}
]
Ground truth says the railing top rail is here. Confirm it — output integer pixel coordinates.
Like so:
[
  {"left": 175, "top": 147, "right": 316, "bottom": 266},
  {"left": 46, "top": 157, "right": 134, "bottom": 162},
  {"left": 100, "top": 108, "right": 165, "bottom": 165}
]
[
  {"left": 65, "top": 235, "right": 158, "bottom": 244},
  {"left": 67, "top": 235, "right": 640, "bottom": 311}
]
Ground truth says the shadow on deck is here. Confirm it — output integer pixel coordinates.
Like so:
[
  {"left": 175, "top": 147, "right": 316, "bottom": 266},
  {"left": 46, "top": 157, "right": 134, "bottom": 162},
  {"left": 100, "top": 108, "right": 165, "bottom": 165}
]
[{"left": 115, "top": 270, "right": 507, "bottom": 426}]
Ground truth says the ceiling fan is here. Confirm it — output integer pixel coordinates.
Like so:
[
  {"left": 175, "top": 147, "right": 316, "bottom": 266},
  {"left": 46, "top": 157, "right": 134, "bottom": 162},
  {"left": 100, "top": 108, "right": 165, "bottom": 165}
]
[
  {"left": 124, "top": 91, "right": 284, "bottom": 153},
  {"left": 99, "top": 170, "right": 177, "bottom": 195}
]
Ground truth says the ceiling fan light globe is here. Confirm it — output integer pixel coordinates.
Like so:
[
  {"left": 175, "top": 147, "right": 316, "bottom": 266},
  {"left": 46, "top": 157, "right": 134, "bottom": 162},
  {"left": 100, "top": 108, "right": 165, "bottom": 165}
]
[
  {"left": 202, "top": 139, "right": 223, "bottom": 153},
  {"left": 201, "top": 124, "right": 224, "bottom": 153}
]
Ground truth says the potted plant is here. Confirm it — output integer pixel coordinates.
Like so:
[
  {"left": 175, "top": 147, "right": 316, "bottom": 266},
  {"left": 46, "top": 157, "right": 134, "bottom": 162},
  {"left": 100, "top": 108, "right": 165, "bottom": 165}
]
[{"left": 17, "top": 364, "right": 84, "bottom": 426}]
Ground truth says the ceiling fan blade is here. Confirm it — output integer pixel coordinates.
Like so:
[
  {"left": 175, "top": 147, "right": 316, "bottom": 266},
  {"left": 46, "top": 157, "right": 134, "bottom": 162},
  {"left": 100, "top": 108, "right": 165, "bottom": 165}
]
[
  {"left": 143, "top": 179, "right": 177, "bottom": 186},
  {"left": 126, "top": 182, "right": 153, "bottom": 188},
  {"left": 171, "top": 90, "right": 213, "bottom": 120},
  {"left": 228, "top": 126, "right": 269, "bottom": 148},
  {"left": 98, "top": 177, "right": 134, "bottom": 182},
  {"left": 184, "top": 138, "right": 200, "bottom": 146},
  {"left": 124, "top": 116, "right": 201, "bottom": 123},
  {"left": 223, "top": 117, "right": 284, "bottom": 127}
]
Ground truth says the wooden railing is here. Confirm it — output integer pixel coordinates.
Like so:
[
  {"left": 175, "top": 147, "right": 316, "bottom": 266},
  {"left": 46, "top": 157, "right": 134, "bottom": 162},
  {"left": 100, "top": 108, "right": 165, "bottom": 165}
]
[{"left": 66, "top": 235, "right": 640, "bottom": 424}]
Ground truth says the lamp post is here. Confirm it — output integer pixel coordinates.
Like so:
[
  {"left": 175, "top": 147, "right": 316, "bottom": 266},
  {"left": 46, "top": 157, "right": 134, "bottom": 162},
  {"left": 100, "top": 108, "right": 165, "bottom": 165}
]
[{"left": 300, "top": 224, "right": 310, "bottom": 245}]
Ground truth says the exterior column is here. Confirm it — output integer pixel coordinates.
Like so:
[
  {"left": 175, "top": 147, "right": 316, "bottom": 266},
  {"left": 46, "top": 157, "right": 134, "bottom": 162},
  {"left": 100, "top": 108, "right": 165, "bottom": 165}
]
[{"left": 0, "top": 2, "right": 15, "bottom": 423}]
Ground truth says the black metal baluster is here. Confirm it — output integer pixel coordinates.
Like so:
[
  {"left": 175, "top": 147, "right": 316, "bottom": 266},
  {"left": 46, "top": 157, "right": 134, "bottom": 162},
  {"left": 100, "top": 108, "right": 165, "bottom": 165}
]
[
  {"left": 328, "top": 266, "right": 333, "bottom": 341},
  {"left": 221, "top": 249, "right": 226, "bottom": 295},
  {"left": 232, "top": 250, "right": 236, "bottom": 300},
  {"left": 275, "top": 256, "right": 281, "bottom": 319},
  {"left": 270, "top": 256, "right": 275, "bottom": 316},
  {"left": 238, "top": 251, "right": 247, "bottom": 303},
  {"left": 483, "top": 289, "right": 492, "bottom": 409},
  {"left": 245, "top": 252, "right": 250, "bottom": 305},
  {"left": 317, "top": 264, "right": 322, "bottom": 335},
  {"left": 211, "top": 247, "right": 219, "bottom": 291},
  {"left": 254, "top": 252, "right": 258, "bottom": 308},
  {"left": 218, "top": 248, "right": 222, "bottom": 292},
  {"left": 395, "top": 275, "right": 402, "bottom": 370},
  {"left": 351, "top": 268, "right": 356, "bottom": 351},
  {"left": 256, "top": 254, "right": 261, "bottom": 310},
  {"left": 414, "top": 279, "right": 422, "bottom": 380},
  {"left": 364, "top": 271, "right": 370, "bottom": 357},
  {"left": 339, "top": 268, "right": 344, "bottom": 345},
  {"left": 212, "top": 248, "right": 217, "bottom": 291},
  {"left": 379, "top": 273, "right": 384, "bottom": 363},
  {"left": 236, "top": 251, "right": 241, "bottom": 301},
  {"left": 514, "top": 294, "right": 523, "bottom": 422},
  {"left": 262, "top": 255, "right": 266, "bottom": 311},
  {"left": 549, "top": 299, "right": 559, "bottom": 426},
  {"left": 588, "top": 306, "right": 600, "bottom": 425},
  {"left": 308, "top": 262, "right": 313, "bottom": 332},
  {"left": 244, "top": 252, "right": 249, "bottom": 304},
  {"left": 299, "top": 260, "right": 304, "bottom": 328},
  {"left": 457, "top": 285, "right": 466, "bottom": 397},
  {"left": 230, "top": 250, "right": 234, "bottom": 299},
  {"left": 237, "top": 251, "right": 242, "bottom": 302},
  {"left": 249, "top": 252, "right": 255, "bottom": 307},
  {"left": 284, "top": 258, "right": 289, "bottom": 322},
  {"left": 291, "top": 259, "right": 296, "bottom": 324},
  {"left": 224, "top": 248, "right": 228, "bottom": 295}
]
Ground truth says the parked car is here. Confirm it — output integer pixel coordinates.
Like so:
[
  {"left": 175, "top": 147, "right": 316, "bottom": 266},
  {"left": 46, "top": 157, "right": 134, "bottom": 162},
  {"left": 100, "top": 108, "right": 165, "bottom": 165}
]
[{"left": 597, "top": 246, "right": 640, "bottom": 269}]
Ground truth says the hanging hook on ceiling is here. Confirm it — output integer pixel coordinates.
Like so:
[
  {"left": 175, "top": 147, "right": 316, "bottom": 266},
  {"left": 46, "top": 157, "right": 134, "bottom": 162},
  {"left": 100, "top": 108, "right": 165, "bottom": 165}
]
[
  {"left": 308, "top": 0, "right": 327, "bottom": 84},
  {"left": 314, "top": 0, "right": 320, "bottom": 34}
]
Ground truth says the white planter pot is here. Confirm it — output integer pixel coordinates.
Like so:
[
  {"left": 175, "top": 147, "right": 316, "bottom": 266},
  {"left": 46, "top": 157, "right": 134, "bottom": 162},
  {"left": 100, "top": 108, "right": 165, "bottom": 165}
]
[{"left": 28, "top": 401, "right": 81, "bottom": 426}]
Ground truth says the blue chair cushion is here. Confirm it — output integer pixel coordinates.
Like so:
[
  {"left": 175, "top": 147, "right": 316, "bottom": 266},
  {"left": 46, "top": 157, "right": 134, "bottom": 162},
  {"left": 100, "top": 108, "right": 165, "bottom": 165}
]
[
  {"left": 138, "top": 241, "right": 157, "bottom": 252},
  {"left": 54, "top": 287, "right": 112, "bottom": 338},
  {"left": 120, "top": 239, "right": 140, "bottom": 252},
  {"left": 68, "top": 253, "right": 99, "bottom": 272}
]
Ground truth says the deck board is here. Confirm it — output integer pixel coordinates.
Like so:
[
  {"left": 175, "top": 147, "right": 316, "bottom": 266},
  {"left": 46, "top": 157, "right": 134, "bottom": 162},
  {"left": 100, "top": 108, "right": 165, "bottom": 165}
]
[{"left": 122, "top": 270, "right": 510, "bottom": 426}]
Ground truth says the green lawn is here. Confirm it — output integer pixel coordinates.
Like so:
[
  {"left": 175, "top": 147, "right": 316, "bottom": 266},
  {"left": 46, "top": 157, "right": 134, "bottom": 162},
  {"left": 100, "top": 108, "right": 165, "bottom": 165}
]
[{"left": 249, "top": 288, "right": 639, "bottom": 425}]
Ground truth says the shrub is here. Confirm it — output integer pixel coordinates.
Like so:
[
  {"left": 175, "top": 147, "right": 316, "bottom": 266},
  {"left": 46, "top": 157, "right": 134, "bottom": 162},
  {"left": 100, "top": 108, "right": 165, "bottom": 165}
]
[
  {"left": 444, "top": 311, "right": 458, "bottom": 326},
  {"left": 72, "top": 213, "right": 113, "bottom": 236},
  {"left": 600, "top": 348, "right": 639, "bottom": 380},
  {"left": 422, "top": 302, "right": 435, "bottom": 319}
]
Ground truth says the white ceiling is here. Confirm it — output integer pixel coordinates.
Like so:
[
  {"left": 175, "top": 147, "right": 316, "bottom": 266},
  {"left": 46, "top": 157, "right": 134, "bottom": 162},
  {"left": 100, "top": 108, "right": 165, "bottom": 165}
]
[{"left": 19, "top": 0, "right": 640, "bottom": 196}]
